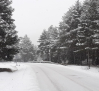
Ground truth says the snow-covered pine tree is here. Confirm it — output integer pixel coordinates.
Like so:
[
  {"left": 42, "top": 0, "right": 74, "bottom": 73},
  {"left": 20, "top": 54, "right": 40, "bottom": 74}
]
[
  {"left": 38, "top": 26, "right": 59, "bottom": 61},
  {"left": 38, "top": 29, "right": 50, "bottom": 60},
  {"left": 47, "top": 25, "right": 59, "bottom": 62},
  {"left": 59, "top": 0, "right": 82, "bottom": 64},
  {"left": 76, "top": 0, "right": 99, "bottom": 65},
  {"left": 0, "top": 0, "right": 19, "bottom": 61},
  {"left": 19, "top": 35, "right": 35, "bottom": 62}
]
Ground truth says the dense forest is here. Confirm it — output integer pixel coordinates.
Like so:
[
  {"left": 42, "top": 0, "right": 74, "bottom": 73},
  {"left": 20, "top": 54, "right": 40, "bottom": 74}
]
[{"left": 38, "top": 0, "right": 99, "bottom": 67}]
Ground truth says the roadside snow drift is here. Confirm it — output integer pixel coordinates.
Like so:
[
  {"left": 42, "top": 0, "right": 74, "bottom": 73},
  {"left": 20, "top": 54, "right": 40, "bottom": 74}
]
[{"left": 0, "top": 62, "right": 18, "bottom": 72}]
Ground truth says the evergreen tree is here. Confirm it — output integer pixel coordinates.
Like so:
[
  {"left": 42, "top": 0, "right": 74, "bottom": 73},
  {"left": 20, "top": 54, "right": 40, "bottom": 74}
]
[
  {"left": 19, "top": 35, "right": 35, "bottom": 62},
  {"left": 59, "top": 0, "right": 82, "bottom": 63},
  {"left": 76, "top": 0, "right": 99, "bottom": 65},
  {"left": 0, "top": 0, "right": 19, "bottom": 61},
  {"left": 47, "top": 25, "right": 59, "bottom": 62},
  {"left": 38, "top": 26, "right": 59, "bottom": 61},
  {"left": 38, "top": 29, "right": 49, "bottom": 60}
]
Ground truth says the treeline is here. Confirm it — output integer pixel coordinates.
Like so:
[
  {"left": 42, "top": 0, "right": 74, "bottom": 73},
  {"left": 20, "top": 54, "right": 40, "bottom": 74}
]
[
  {"left": 38, "top": 0, "right": 99, "bottom": 66},
  {"left": 14, "top": 35, "right": 38, "bottom": 62}
]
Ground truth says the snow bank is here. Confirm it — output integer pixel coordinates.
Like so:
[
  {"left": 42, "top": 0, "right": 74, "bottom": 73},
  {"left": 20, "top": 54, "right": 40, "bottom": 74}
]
[{"left": 0, "top": 62, "right": 18, "bottom": 72}]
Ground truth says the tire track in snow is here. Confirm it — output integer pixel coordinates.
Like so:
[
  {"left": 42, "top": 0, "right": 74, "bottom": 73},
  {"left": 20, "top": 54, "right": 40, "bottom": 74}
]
[
  {"left": 32, "top": 65, "right": 62, "bottom": 91},
  {"left": 43, "top": 65, "right": 93, "bottom": 91},
  {"left": 38, "top": 66, "right": 62, "bottom": 91},
  {"left": 22, "top": 66, "right": 27, "bottom": 79}
]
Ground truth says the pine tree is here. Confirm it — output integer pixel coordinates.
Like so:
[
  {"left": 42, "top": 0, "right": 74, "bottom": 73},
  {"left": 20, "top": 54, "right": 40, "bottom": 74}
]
[
  {"left": 19, "top": 35, "right": 35, "bottom": 62},
  {"left": 59, "top": 0, "right": 82, "bottom": 63},
  {"left": 0, "top": 0, "right": 19, "bottom": 61},
  {"left": 47, "top": 25, "right": 59, "bottom": 62},
  {"left": 38, "top": 26, "right": 59, "bottom": 61},
  {"left": 76, "top": 0, "right": 99, "bottom": 66},
  {"left": 38, "top": 29, "right": 50, "bottom": 60}
]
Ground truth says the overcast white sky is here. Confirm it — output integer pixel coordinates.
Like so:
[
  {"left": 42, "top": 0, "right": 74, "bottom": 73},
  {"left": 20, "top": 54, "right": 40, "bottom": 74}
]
[{"left": 12, "top": 0, "right": 84, "bottom": 45}]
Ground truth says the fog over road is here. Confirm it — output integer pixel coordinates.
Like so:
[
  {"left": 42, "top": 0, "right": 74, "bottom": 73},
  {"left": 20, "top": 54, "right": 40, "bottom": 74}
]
[{"left": 28, "top": 63, "right": 99, "bottom": 91}]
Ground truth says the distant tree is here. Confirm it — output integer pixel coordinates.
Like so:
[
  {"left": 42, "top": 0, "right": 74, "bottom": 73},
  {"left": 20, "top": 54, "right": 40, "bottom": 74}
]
[
  {"left": 38, "top": 29, "right": 49, "bottom": 60},
  {"left": 0, "top": 0, "right": 19, "bottom": 61},
  {"left": 19, "top": 35, "right": 35, "bottom": 62},
  {"left": 47, "top": 25, "right": 59, "bottom": 61},
  {"left": 38, "top": 26, "right": 59, "bottom": 61}
]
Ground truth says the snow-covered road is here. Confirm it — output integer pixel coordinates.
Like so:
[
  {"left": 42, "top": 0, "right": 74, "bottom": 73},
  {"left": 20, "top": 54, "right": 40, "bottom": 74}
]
[
  {"left": 1, "top": 63, "right": 99, "bottom": 91},
  {"left": 29, "top": 63, "right": 99, "bottom": 91}
]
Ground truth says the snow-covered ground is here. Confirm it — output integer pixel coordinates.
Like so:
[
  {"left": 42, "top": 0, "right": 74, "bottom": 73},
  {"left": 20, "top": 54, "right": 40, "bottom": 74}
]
[
  {"left": 0, "top": 62, "right": 40, "bottom": 91},
  {"left": 65, "top": 65, "right": 99, "bottom": 77},
  {"left": 0, "top": 62, "right": 99, "bottom": 91}
]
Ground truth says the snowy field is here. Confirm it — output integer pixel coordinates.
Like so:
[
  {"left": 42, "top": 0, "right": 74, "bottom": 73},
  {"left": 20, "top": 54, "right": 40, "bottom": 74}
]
[{"left": 0, "top": 62, "right": 99, "bottom": 91}]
